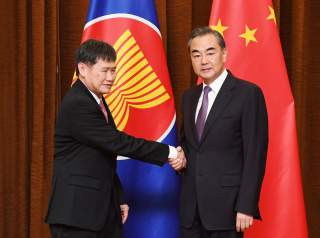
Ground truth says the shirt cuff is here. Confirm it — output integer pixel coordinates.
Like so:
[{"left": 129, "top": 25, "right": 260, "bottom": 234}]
[{"left": 168, "top": 146, "right": 178, "bottom": 159}]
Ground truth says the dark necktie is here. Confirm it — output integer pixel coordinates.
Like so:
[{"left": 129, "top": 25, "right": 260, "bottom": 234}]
[
  {"left": 99, "top": 99, "right": 109, "bottom": 123},
  {"left": 195, "top": 86, "right": 211, "bottom": 141}
]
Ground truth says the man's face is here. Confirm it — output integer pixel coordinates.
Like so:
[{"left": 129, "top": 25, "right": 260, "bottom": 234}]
[
  {"left": 189, "top": 34, "right": 227, "bottom": 84},
  {"left": 78, "top": 58, "right": 116, "bottom": 97}
]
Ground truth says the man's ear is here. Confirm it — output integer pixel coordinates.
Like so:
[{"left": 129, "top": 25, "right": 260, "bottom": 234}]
[
  {"left": 222, "top": 48, "right": 228, "bottom": 62},
  {"left": 77, "top": 62, "right": 88, "bottom": 77}
]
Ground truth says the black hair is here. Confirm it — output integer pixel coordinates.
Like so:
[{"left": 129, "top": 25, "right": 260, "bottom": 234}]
[{"left": 75, "top": 39, "right": 117, "bottom": 76}]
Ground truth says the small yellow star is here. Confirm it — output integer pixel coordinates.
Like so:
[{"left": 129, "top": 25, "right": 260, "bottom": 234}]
[
  {"left": 210, "top": 18, "right": 228, "bottom": 37},
  {"left": 266, "top": 5, "right": 277, "bottom": 24},
  {"left": 239, "top": 25, "right": 258, "bottom": 47}
]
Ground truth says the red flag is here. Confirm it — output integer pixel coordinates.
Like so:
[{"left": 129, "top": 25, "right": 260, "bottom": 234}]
[{"left": 209, "top": 0, "right": 308, "bottom": 237}]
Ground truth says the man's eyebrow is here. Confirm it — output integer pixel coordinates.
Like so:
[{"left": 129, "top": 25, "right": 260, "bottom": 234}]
[
  {"left": 191, "top": 49, "right": 200, "bottom": 54},
  {"left": 101, "top": 66, "right": 116, "bottom": 69},
  {"left": 206, "top": 47, "right": 216, "bottom": 51},
  {"left": 191, "top": 47, "right": 216, "bottom": 54}
]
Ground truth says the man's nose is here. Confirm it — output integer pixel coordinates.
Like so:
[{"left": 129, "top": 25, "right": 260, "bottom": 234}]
[
  {"left": 201, "top": 55, "right": 208, "bottom": 64},
  {"left": 106, "top": 71, "right": 115, "bottom": 81}
]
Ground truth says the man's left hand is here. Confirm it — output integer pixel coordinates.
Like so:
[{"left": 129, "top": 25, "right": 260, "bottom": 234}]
[{"left": 236, "top": 212, "right": 253, "bottom": 232}]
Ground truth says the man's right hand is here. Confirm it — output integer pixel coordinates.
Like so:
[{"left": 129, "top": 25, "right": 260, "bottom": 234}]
[
  {"left": 236, "top": 212, "right": 253, "bottom": 232},
  {"left": 169, "top": 146, "right": 186, "bottom": 171}
]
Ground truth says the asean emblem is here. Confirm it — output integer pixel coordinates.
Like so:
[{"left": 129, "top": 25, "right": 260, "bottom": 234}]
[{"left": 105, "top": 30, "right": 170, "bottom": 131}]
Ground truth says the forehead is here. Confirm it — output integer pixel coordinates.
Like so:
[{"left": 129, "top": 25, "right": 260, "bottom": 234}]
[
  {"left": 190, "top": 34, "right": 220, "bottom": 52},
  {"left": 93, "top": 58, "right": 116, "bottom": 68}
]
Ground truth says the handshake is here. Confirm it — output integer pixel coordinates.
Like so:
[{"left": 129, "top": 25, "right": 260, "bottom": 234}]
[{"left": 169, "top": 146, "right": 187, "bottom": 171}]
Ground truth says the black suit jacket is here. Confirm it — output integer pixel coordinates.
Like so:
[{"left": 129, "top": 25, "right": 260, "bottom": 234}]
[
  {"left": 45, "top": 80, "right": 169, "bottom": 231},
  {"left": 180, "top": 71, "right": 268, "bottom": 230}
]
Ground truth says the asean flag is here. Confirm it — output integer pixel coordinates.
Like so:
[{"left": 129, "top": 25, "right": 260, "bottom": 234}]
[
  {"left": 80, "top": 1, "right": 179, "bottom": 237},
  {"left": 209, "top": 0, "right": 308, "bottom": 237}
]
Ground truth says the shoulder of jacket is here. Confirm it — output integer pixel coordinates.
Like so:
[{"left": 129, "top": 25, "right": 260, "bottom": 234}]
[{"left": 234, "top": 78, "right": 261, "bottom": 92}]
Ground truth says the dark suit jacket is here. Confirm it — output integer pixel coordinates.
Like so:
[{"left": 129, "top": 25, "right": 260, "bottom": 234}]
[
  {"left": 180, "top": 71, "right": 268, "bottom": 230},
  {"left": 45, "top": 79, "right": 169, "bottom": 231}
]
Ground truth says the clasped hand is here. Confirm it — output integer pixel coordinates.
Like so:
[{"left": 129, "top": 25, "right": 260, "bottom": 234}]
[{"left": 169, "top": 146, "right": 187, "bottom": 171}]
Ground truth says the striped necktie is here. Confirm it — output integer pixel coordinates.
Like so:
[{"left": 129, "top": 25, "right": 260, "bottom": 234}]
[
  {"left": 99, "top": 99, "right": 109, "bottom": 123},
  {"left": 195, "top": 86, "right": 211, "bottom": 141}
]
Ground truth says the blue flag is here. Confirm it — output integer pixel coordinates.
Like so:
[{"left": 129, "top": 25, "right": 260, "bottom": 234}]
[{"left": 80, "top": 1, "right": 180, "bottom": 237}]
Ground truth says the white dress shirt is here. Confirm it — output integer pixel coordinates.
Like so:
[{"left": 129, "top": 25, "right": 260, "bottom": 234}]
[{"left": 195, "top": 69, "right": 228, "bottom": 123}]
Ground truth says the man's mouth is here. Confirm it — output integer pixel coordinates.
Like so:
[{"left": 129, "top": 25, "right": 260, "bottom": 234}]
[
  {"left": 201, "top": 68, "right": 212, "bottom": 72},
  {"left": 104, "top": 83, "right": 113, "bottom": 88}
]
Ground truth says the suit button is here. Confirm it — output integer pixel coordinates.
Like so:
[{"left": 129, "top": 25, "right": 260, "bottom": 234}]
[{"left": 198, "top": 171, "right": 203, "bottom": 176}]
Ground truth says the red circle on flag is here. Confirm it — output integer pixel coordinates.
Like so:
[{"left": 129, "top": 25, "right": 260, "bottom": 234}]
[{"left": 82, "top": 17, "right": 175, "bottom": 141}]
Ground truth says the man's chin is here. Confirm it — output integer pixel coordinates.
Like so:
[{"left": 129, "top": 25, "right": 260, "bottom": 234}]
[
  {"left": 101, "top": 88, "right": 112, "bottom": 94},
  {"left": 199, "top": 74, "right": 214, "bottom": 81}
]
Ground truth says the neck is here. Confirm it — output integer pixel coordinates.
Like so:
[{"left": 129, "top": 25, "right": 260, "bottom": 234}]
[
  {"left": 204, "top": 68, "right": 225, "bottom": 85},
  {"left": 79, "top": 77, "right": 102, "bottom": 98}
]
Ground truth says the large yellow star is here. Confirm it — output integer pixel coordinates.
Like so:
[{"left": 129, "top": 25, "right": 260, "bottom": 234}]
[
  {"left": 210, "top": 18, "right": 228, "bottom": 36},
  {"left": 267, "top": 5, "right": 277, "bottom": 24},
  {"left": 239, "top": 25, "right": 258, "bottom": 47}
]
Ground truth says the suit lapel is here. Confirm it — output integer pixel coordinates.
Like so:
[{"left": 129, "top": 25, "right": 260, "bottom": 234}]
[
  {"left": 199, "top": 73, "right": 236, "bottom": 145},
  {"left": 188, "top": 85, "right": 203, "bottom": 148},
  {"left": 102, "top": 98, "right": 117, "bottom": 128},
  {"left": 74, "top": 80, "right": 117, "bottom": 128},
  {"left": 73, "top": 79, "right": 101, "bottom": 107}
]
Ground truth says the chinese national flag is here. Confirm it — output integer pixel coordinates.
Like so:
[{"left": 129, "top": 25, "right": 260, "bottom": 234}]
[{"left": 209, "top": 0, "right": 308, "bottom": 237}]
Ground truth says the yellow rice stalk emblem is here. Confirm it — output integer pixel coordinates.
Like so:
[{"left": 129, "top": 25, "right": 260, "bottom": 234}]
[{"left": 105, "top": 30, "right": 170, "bottom": 131}]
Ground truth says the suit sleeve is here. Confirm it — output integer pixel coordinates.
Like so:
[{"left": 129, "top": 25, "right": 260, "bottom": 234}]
[
  {"left": 235, "top": 85, "right": 268, "bottom": 219},
  {"left": 114, "top": 173, "right": 126, "bottom": 204},
  {"left": 179, "top": 92, "right": 188, "bottom": 153},
  {"left": 63, "top": 99, "right": 169, "bottom": 166},
  {"left": 176, "top": 92, "right": 189, "bottom": 175}
]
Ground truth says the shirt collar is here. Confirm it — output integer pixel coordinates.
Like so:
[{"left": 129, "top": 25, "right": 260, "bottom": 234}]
[
  {"left": 79, "top": 79, "right": 101, "bottom": 104},
  {"left": 202, "top": 69, "right": 228, "bottom": 93},
  {"left": 88, "top": 90, "right": 101, "bottom": 104}
]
